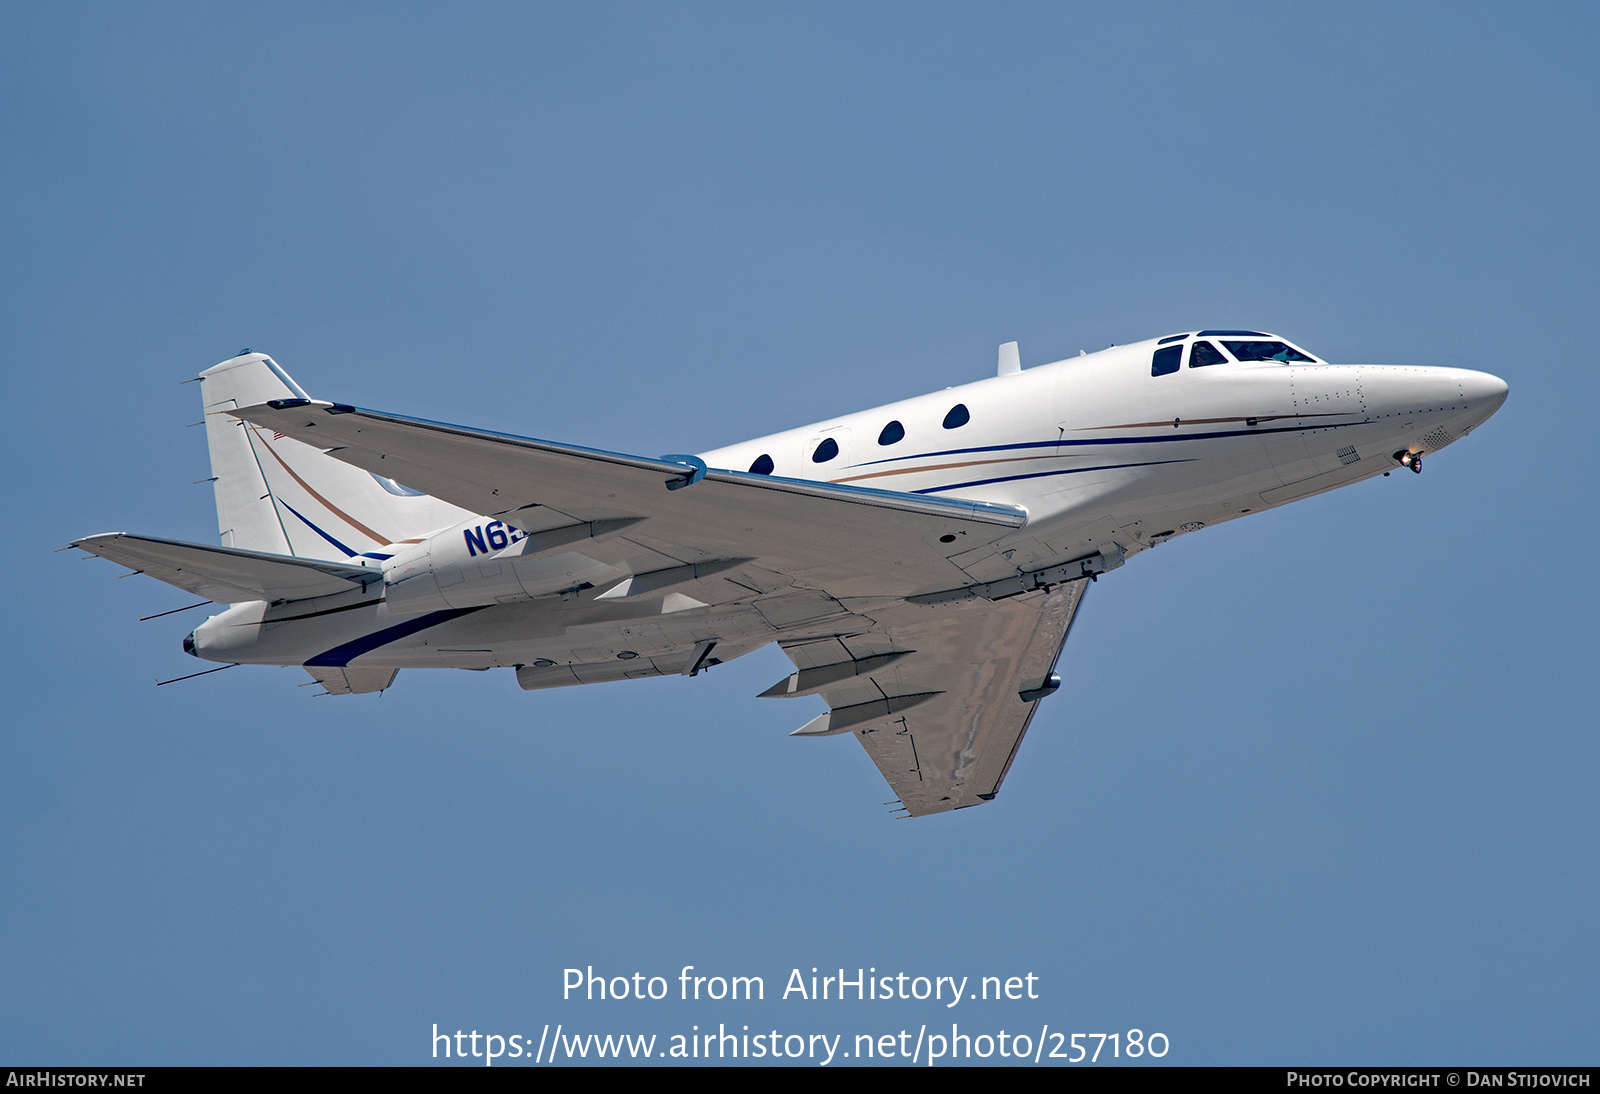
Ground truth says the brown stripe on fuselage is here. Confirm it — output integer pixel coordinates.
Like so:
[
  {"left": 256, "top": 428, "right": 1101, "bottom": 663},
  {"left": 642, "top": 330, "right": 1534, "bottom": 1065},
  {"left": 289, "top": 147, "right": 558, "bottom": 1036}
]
[
  {"left": 252, "top": 430, "right": 396, "bottom": 546},
  {"left": 1077, "top": 413, "right": 1345, "bottom": 430},
  {"left": 830, "top": 452, "right": 1064, "bottom": 484},
  {"left": 827, "top": 412, "right": 1355, "bottom": 483}
]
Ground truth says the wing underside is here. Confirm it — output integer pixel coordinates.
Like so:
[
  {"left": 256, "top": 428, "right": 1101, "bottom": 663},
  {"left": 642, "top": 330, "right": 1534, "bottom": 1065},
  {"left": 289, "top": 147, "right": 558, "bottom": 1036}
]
[
  {"left": 306, "top": 665, "right": 398, "bottom": 695},
  {"left": 773, "top": 579, "right": 1089, "bottom": 816},
  {"left": 229, "top": 397, "right": 1090, "bottom": 814},
  {"left": 231, "top": 401, "right": 1026, "bottom": 601}
]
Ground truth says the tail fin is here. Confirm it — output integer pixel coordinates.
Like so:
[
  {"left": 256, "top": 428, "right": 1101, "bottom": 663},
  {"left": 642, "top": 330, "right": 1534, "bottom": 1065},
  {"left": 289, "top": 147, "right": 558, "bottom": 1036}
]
[{"left": 199, "top": 352, "right": 470, "bottom": 559}]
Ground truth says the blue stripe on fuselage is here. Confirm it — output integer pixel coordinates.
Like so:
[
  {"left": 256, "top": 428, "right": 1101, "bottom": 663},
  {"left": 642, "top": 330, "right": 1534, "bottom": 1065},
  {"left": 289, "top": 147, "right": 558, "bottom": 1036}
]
[
  {"left": 915, "top": 458, "right": 1193, "bottom": 494},
  {"left": 279, "top": 500, "right": 358, "bottom": 557},
  {"left": 305, "top": 606, "right": 488, "bottom": 668},
  {"left": 851, "top": 419, "right": 1373, "bottom": 469}
]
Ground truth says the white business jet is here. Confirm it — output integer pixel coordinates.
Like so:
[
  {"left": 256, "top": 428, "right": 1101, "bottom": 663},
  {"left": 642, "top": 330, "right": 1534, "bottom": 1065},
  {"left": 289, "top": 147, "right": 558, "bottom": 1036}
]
[{"left": 74, "top": 332, "right": 1506, "bottom": 815}]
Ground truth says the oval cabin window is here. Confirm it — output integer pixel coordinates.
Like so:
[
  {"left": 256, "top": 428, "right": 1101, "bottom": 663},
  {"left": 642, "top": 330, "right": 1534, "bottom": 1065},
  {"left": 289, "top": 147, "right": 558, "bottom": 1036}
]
[
  {"left": 942, "top": 404, "right": 970, "bottom": 429},
  {"left": 748, "top": 453, "right": 775, "bottom": 475},
  {"left": 878, "top": 420, "right": 905, "bottom": 446},
  {"left": 812, "top": 437, "right": 839, "bottom": 463}
]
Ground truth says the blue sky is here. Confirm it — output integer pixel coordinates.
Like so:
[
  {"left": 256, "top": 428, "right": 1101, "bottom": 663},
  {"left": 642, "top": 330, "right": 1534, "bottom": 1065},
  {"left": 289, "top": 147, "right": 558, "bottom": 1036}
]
[{"left": 3, "top": 1, "right": 1595, "bottom": 1065}]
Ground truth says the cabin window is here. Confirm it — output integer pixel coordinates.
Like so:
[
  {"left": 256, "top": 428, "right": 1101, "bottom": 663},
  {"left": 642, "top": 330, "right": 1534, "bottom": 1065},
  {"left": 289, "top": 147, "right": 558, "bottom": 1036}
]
[
  {"left": 1222, "top": 340, "right": 1315, "bottom": 363},
  {"left": 812, "top": 437, "right": 839, "bottom": 462},
  {"left": 749, "top": 453, "right": 775, "bottom": 475},
  {"left": 942, "top": 404, "right": 970, "bottom": 429},
  {"left": 878, "top": 420, "right": 905, "bottom": 445},
  {"left": 1189, "top": 340, "right": 1228, "bottom": 367},
  {"left": 1151, "top": 345, "right": 1182, "bottom": 376}
]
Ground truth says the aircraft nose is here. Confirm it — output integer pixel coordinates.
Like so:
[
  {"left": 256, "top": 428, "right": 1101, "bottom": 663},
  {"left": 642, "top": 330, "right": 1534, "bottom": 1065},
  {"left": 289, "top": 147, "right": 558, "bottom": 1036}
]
[{"left": 1458, "top": 369, "right": 1509, "bottom": 423}]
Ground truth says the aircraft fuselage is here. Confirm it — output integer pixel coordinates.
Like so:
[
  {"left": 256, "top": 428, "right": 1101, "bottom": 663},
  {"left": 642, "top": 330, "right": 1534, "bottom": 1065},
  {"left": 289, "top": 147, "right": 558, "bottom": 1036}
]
[{"left": 186, "top": 333, "right": 1508, "bottom": 680}]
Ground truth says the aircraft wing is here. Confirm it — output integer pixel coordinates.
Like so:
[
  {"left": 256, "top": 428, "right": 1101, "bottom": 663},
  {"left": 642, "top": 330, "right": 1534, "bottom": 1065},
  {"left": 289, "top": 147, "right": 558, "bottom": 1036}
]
[
  {"left": 72, "top": 533, "right": 379, "bottom": 603},
  {"left": 234, "top": 399, "right": 1081, "bottom": 815},
  {"left": 772, "top": 580, "right": 1088, "bottom": 816},
  {"left": 232, "top": 401, "right": 1027, "bottom": 599}
]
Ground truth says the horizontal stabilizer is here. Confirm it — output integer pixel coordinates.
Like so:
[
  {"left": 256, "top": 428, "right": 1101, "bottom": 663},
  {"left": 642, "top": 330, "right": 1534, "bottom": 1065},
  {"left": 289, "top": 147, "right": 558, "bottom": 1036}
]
[{"left": 73, "top": 533, "right": 379, "bottom": 603}]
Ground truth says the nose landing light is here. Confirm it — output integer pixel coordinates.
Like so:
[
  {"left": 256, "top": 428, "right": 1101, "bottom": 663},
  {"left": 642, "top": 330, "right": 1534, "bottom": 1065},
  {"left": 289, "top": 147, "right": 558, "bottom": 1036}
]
[{"left": 1395, "top": 451, "right": 1423, "bottom": 474}]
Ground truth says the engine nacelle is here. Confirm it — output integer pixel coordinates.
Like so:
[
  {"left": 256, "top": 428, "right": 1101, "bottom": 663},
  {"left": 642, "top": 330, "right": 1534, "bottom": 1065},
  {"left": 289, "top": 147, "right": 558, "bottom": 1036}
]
[{"left": 383, "top": 517, "right": 632, "bottom": 615}]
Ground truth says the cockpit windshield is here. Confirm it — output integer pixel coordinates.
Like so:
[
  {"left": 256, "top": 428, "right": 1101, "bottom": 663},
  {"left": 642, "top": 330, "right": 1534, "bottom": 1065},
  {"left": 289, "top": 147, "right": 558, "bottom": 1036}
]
[
  {"left": 1221, "top": 340, "right": 1316, "bottom": 363},
  {"left": 1150, "top": 333, "right": 1322, "bottom": 376}
]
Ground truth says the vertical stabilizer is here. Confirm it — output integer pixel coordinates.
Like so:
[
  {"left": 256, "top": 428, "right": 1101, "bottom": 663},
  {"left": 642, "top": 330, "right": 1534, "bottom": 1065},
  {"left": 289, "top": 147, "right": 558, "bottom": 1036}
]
[
  {"left": 201, "top": 353, "right": 298, "bottom": 554},
  {"left": 199, "top": 353, "right": 470, "bottom": 559}
]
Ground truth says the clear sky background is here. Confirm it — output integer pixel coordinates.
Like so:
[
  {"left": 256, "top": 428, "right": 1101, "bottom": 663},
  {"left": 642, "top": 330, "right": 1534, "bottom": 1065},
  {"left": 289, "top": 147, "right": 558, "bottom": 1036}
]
[{"left": 2, "top": 1, "right": 1595, "bottom": 1066}]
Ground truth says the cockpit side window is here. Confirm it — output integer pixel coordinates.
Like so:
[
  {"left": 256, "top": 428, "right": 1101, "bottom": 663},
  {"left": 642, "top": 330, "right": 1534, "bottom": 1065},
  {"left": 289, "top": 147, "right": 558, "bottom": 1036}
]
[
  {"left": 1221, "top": 340, "right": 1315, "bottom": 363},
  {"left": 1151, "top": 345, "right": 1182, "bottom": 376},
  {"left": 1189, "top": 340, "right": 1228, "bottom": 367}
]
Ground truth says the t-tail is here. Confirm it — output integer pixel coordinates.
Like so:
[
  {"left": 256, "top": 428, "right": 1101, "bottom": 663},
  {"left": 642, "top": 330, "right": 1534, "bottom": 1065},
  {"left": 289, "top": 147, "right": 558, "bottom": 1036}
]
[{"left": 200, "top": 352, "right": 467, "bottom": 560}]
